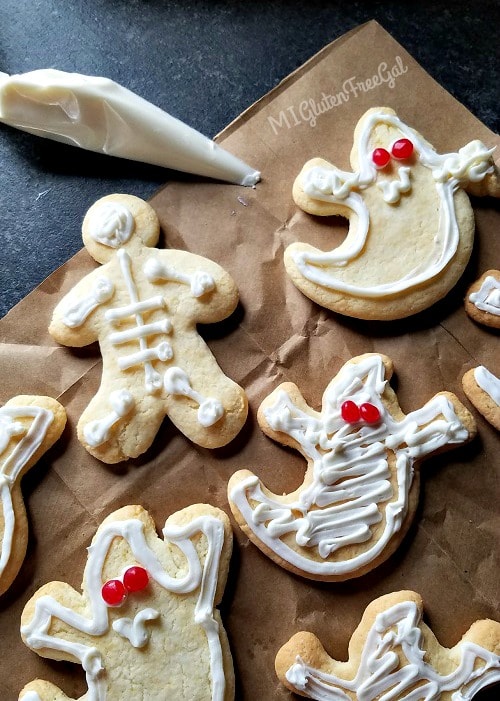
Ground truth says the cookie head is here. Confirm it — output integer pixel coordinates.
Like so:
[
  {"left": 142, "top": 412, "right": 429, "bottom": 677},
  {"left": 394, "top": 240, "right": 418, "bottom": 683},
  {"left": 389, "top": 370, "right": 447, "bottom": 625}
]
[{"left": 82, "top": 193, "right": 160, "bottom": 263}]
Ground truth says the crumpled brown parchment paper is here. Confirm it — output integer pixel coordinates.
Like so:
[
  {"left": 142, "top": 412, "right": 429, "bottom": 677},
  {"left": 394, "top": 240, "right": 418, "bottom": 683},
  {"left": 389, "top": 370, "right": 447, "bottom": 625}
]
[{"left": 0, "top": 20, "right": 498, "bottom": 701}]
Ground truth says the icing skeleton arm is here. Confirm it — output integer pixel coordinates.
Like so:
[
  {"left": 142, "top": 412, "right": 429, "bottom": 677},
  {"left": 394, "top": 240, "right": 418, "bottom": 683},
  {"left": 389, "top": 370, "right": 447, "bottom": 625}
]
[
  {"left": 20, "top": 505, "right": 233, "bottom": 701},
  {"left": 276, "top": 591, "right": 500, "bottom": 701},
  {"left": 228, "top": 354, "right": 476, "bottom": 581}
]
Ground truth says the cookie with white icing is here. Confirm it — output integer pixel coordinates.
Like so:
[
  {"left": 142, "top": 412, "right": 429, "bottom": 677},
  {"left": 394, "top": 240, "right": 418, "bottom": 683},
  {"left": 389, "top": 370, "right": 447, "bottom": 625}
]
[
  {"left": 0, "top": 394, "right": 66, "bottom": 596},
  {"left": 49, "top": 194, "right": 248, "bottom": 463},
  {"left": 20, "top": 503, "right": 234, "bottom": 701},
  {"left": 465, "top": 270, "right": 500, "bottom": 329},
  {"left": 228, "top": 354, "right": 475, "bottom": 581},
  {"left": 288, "top": 107, "right": 500, "bottom": 320},
  {"left": 275, "top": 590, "right": 500, "bottom": 700},
  {"left": 462, "top": 365, "right": 500, "bottom": 430}
]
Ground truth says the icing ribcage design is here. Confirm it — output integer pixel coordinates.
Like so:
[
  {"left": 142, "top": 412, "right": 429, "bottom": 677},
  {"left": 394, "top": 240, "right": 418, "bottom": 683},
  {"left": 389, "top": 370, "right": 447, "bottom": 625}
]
[
  {"left": 285, "top": 601, "right": 500, "bottom": 700},
  {"left": 293, "top": 112, "right": 495, "bottom": 299},
  {"left": 105, "top": 250, "right": 171, "bottom": 394}
]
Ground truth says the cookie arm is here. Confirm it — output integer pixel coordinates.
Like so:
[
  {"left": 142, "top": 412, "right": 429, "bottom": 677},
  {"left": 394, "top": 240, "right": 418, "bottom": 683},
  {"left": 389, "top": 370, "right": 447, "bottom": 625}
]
[
  {"left": 464, "top": 161, "right": 500, "bottom": 197},
  {"left": 49, "top": 268, "right": 115, "bottom": 347}
]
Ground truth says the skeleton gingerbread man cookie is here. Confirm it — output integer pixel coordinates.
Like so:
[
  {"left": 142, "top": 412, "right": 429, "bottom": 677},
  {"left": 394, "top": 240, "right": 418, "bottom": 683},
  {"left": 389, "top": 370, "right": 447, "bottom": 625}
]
[
  {"left": 49, "top": 194, "right": 247, "bottom": 463},
  {"left": 228, "top": 354, "right": 475, "bottom": 581},
  {"left": 288, "top": 107, "right": 500, "bottom": 320},
  {"left": 0, "top": 394, "right": 66, "bottom": 595},
  {"left": 275, "top": 590, "right": 500, "bottom": 700},
  {"left": 20, "top": 503, "right": 234, "bottom": 701}
]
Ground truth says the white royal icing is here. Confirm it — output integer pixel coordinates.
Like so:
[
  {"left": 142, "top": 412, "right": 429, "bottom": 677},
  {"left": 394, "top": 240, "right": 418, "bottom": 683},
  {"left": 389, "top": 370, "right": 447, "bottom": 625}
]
[
  {"left": 377, "top": 166, "right": 411, "bottom": 204},
  {"left": 230, "top": 355, "right": 470, "bottom": 576},
  {"left": 88, "top": 201, "right": 135, "bottom": 248},
  {"left": 19, "top": 692, "right": 42, "bottom": 701},
  {"left": 294, "top": 112, "right": 495, "bottom": 297},
  {"left": 164, "top": 367, "right": 225, "bottom": 427},
  {"left": 105, "top": 249, "right": 168, "bottom": 394},
  {"left": 474, "top": 366, "right": 500, "bottom": 407},
  {"left": 144, "top": 258, "right": 216, "bottom": 298},
  {"left": 112, "top": 608, "right": 160, "bottom": 648},
  {"left": 22, "top": 513, "right": 227, "bottom": 701},
  {"left": 469, "top": 275, "right": 500, "bottom": 316},
  {"left": 0, "top": 406, "right": 54, "bottom": 580},
  {"left": 285, "top": 600, "right": 500, "bottom": 700},
  {"left": 83, "top": 390, "right": 135, "bottom": 448}
]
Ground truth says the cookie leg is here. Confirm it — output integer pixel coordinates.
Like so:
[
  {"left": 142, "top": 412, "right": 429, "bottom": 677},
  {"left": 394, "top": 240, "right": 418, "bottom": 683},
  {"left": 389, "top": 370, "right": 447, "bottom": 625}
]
[
  {"left": 164, "top": 365, "right": 247, "bottom": 449},
  {"left": 19, "top": 680, "right": 78, "bottom": 701},
  {"left": 77, "top": 387, "right": 164, "bottom": 463}
]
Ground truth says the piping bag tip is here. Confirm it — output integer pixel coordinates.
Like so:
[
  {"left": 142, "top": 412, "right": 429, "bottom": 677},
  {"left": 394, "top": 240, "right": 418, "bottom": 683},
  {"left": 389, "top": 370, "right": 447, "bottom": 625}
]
[{"left": 0, "top": 68, "right": 261, "bottom": 187}]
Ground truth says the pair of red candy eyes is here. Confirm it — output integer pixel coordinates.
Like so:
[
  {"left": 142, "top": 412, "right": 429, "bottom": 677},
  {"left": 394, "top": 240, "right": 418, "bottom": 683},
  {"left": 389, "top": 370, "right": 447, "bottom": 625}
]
[
  {"left": 372, "top": 138, "right": 414, "bottom": 169},
  {"left": 341, "top": 400, "right": 381, "bottom": 425},
  {"left": 102, "top": 566, "right": 149, "bottom": 606}
]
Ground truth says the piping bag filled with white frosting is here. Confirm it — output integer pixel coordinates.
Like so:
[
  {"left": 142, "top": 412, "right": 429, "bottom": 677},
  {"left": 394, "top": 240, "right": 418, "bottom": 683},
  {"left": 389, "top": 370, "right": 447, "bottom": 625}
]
[{"left": 0, "top": 69, "right": 260, "bottom": 186}]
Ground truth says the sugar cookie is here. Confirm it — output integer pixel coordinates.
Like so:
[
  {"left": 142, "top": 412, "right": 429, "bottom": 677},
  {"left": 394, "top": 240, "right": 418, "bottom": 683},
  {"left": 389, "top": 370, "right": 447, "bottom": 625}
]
[
  {"left": 465, "top": 270, "right": 500, "bottom": 328},
  {"left": 0, "top": 395, "right": 66, "bottom": 596},
  {"left": 275, "top": 590, "right": 500, "bottom": 700},
  {"left": 20, "top": 503, "right": 234, "bottom": 701},
  {"left": 49, "top": 194, "right": 247, "bottom": 463},
  {"left": 288, "top": 107, "right": 499, "bottom": 320},
  {"left": 229, "top": 354, "right": 475, "bottom": 580}
]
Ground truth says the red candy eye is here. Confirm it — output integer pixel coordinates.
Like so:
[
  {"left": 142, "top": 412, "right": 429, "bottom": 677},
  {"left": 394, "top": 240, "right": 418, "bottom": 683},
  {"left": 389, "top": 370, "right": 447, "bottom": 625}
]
[
  {"left": 102, "top": 579, "right": 127, "bottom": 606},
  {"left": 123, "top": 566, "right": 149, "bottom": 593},
  {"left": 372, "top": 147, "right": 391, "bottom": 169},
  {"left": 359, "top": 403, "right": 381, "bottom": 424},
  {"left": 391, "top": 138, "right": 413, "bottom": 160},
  {"left": 341, "top": 400, "right": 361, "bottom": 424}
]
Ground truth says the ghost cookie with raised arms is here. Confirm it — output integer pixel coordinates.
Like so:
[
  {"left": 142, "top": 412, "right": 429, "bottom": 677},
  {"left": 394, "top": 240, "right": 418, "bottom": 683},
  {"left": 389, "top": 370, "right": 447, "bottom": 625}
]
[
  {"left": 288, "top": 107, "right": 500, "bottom": 320},
  {"left": 49, "top": 194, "right": 247, "bottom": 463},
  {"left": 20, "top": 503, "right": 234, "bottom": 701},
  {"left": 275, "top": 590, "right": 500, "bottom": 700},
  {"left": 0, "top": 394, "right": 66, "bottom": 596},
  {"left": 228, "top": 353, "right": 476, "bottom": 581}
]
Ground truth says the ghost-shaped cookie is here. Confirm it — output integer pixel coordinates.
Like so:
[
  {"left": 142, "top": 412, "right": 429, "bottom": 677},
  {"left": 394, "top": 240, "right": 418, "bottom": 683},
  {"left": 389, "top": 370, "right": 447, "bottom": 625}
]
[
  {"left": 275, "top": 590, "right": 500, "bottom": 700},
  {"left": 49, "top": 194, "right": 247, "bottom": 463},
  {"left": 288, "top": 107, "right": 499, "bottom": 320},
  {"left": 20, "top": 503, "right": 234, "bottom": 701},
  {"left": 229, "top": 354, "right": 475, "bottom": 581}
]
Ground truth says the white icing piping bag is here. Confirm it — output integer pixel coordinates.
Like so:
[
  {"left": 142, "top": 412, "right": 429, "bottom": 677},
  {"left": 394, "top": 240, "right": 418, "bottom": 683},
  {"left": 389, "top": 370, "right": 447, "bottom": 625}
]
[{"left": 0, "top": 69, "right": 260, "bottom": 186}]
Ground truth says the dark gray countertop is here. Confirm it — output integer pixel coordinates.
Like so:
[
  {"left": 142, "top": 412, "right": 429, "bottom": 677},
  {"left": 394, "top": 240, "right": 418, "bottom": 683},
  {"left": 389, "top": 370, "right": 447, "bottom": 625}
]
[{"left": 1, "top": 0, "right": 499, "bottom": 317}]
